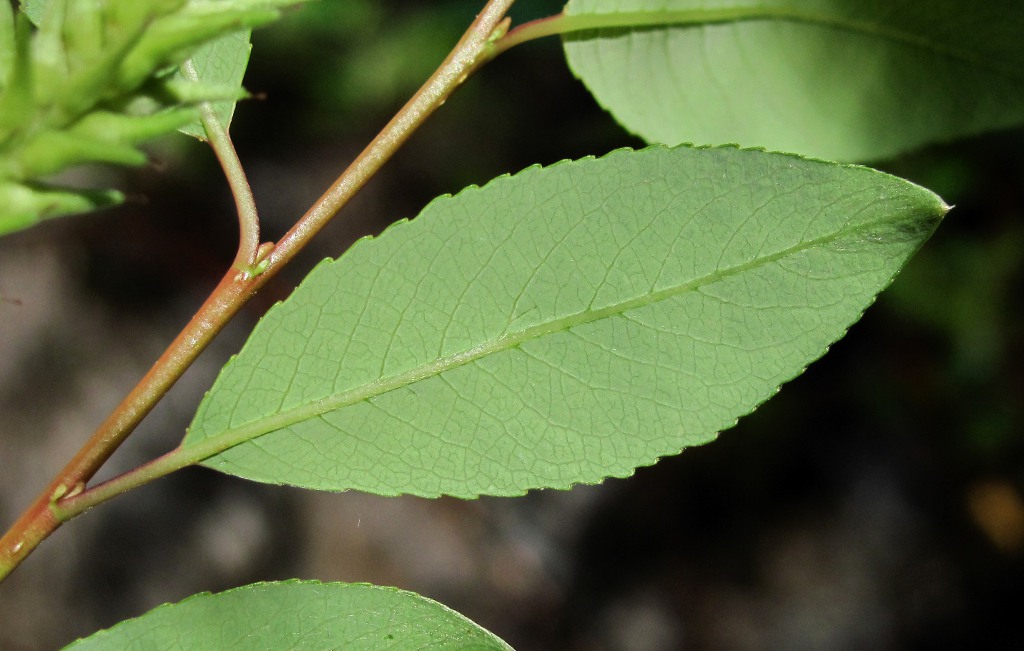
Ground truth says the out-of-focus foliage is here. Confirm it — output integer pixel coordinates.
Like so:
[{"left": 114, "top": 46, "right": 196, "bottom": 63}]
[
  {"left": 248, "top": 0, "right": 557, "bottom": 122},
  {"left": 562, "top": 0, "right": 1024, "bottom": 162},
  {"left": 0, "top": 0, "right": 302, "bottom": 237}
]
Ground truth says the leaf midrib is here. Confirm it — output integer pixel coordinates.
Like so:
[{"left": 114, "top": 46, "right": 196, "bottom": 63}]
[
  {"left": 182, "top": 205, "right": 932, "bottom": 465},
  {"left": 561, "top": 6, "right": 1020, "bottom": 82}
]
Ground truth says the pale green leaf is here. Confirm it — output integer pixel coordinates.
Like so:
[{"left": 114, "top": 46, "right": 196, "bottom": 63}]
[
  {"left": 169, "top": 0, "right": 312, "bottom": 138},
  {"left": 19, "top": 0, "right": 306, "bottom": 138},
  {"left": 0, "top": 181, "right": 121, "bottom": 236},
  {"left": 171, "top": 0, "right": 311, "bottom": 137},
  {"left": 2, "top": 0, "right": 306, "bottom": 238},
  {"left": 0, "top": 2, "right": 15, "bottom": 88},
  {"left": 62, "top": 581, "right": 513, "bottom": 651},
  {"left": 562, "top": 0, "right": 1024, "bottom": 161},
  {"left": 183, "top": 145, "right": 946, "bottom": 497},
  {"left": 175, "top": 28, "right": 252, "bottom": 138},
  {"left": 17, "top": 0, "right": 44, "bottom": 25}
]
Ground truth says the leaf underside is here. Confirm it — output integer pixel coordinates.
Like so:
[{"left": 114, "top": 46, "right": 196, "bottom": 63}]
[
  {"left": 184, "top": 145, "right": 946, "bottom": 497},
  {"left": 562, "top": 0, "right": 1024, "bottom": 161},
  {"left": 62, "top": 581, "right": 512, "bottom": 651},
  {"left": 176, "top": 29, "right": 252, "bottom": 139}
]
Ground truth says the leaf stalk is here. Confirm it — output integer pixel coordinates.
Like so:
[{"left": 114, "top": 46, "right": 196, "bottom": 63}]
[
  {"left": 0, "top": 0, "right": 516, "bottom": 583},
  {"left": 181, "top": 57, "right": 263, "bottom": 272}
]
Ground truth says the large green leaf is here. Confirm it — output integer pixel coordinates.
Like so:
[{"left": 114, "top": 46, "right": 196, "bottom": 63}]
[
  {"left": 183, "top": 145, "right": 946, "bottom": 497},
  {"left": 62, "top": 581, "right": 513, "bottom": 650},
  {"left": 561, "top": 0, "right": 1024, "bottom": 161}
]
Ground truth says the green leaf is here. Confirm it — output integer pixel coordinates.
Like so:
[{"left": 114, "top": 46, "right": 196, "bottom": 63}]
[
  {"left": 161, "top": 1, "right": 313, "bottom": 138},
  {"left": 14, "top": 130, "right": 148, "bottom": 177},
  {"left": 18, "top": 0, "right": 304, "bottom": 136},
  {"left": 175, "top": 28, "right": 252, "bottom": 138},
  {"left": 0, "top": 14, "right": 33, "bottom": 136},
  {"left": 183, "top": 145, "right": 946, "bottom": 497},
  {"left": 0, "top": 2, "right": 15, "bottom": 88},
  {"left": 561, "top": 0, "right": 1024, "bottom": 161},
  {"left": 69, "top": 108, "right": 199, "bottom": 145},
  {"left": 62, "top": 581, "right": 513, "bottom": 651},
  {"left": 17, "top": 0, "right": 45, "bottom": 26},
  {"left": 0, "top": 181, "right": 122, "bottom": 236},
  {"left": 2, "top": 0, "right": 307, "bottom": 238}
]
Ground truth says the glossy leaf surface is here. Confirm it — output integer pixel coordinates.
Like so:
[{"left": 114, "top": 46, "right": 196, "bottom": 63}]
[
  {"left": 63, "top": 581, "right": 513, "bottom": 650},
  {"left": 562, "top": 0, "right": 1024, "bottom": 161},
  {"left": 184, "top": 145, "right": 946, "bottom": 497}
]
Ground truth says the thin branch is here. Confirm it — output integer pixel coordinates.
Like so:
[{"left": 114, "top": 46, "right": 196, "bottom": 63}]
[
  {"left": 0, "top": 272, "right": 253, "bottom": 581},
  {"left": 0, "top": 0, "right": 517, "bottom": 582},
  {"left": 181, "top": 58, "right": 262, "bottom": 270},
  {"left": 258, "top": 0, "right": 516, "bottom": 275},
  {"left": 52, "top": 445, "right": 199, "bottom": 522}
]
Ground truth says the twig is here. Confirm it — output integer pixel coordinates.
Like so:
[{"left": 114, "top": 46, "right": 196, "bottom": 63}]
[
  {"left": 180, "top": 58, "right": 263, "bottom": 271},
  {"left": 0, "top": 0, "right": 516, "bottom": 582}
]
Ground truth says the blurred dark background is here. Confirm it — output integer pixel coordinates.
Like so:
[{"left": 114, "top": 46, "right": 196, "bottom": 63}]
[{"left": 2, "top": 1, "right": 1024, "bottom": 649}]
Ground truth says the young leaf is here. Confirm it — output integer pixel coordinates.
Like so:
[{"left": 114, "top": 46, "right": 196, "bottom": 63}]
[
  {"left": 561, "top": 0, "right": 1024, "bottom": 161},
  {"left": 164, "top": 1, "right": 314, "bottom": 138},
  {"left": 1, "top": 0, "right": 306, "bottom": 238},
  {"left": 17, "top": 0, "right": 46, "bottom": 26},
  {"left": 0, "top": 181, "right": 121, "bottom": 236},
  {"left": 0, "top": 2, "right": 15, "bottom": 88},
  {"left": 183, "top": 145, "right": 946, "bottom": 497},
  {"left": 175, "top": 29, "right": 252, "bottom": 138},
  {"left": 62, "top": 581, "right": 513, "bottom": 650}
]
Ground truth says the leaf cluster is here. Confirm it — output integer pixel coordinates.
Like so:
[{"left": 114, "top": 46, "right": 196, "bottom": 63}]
[{"left": 0, "top": 0, "right": 296, "bottom": 236}]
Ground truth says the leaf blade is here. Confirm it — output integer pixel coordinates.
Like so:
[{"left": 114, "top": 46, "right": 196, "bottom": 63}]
[
  {"left": 175, "top": 28, "right": 252, "bottom": 138},
  {"left": 62, "top": 581, "right": 513, "bottom": 651},
  {"left": 561, "top": 0, "right": 1024, "bottom": 161},
  {"left": 168, "top": 0, "right": 313, "bottom": 137},
  {"left": 184, "top": 145, "right": 946, "bottom": 496}
]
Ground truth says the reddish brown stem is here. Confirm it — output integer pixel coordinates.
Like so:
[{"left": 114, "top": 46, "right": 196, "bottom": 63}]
[
  {"left": 0, "top": 0, "right": 515, "bottom": 583},
  {"left": 0, "top": 270, "right": 258, "bottom": 577}
]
